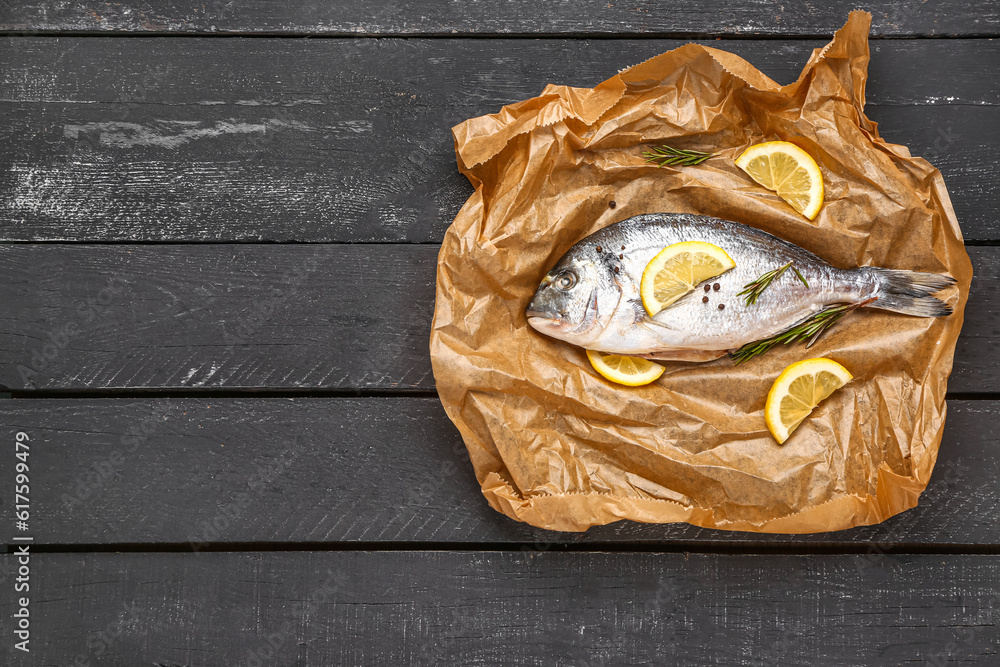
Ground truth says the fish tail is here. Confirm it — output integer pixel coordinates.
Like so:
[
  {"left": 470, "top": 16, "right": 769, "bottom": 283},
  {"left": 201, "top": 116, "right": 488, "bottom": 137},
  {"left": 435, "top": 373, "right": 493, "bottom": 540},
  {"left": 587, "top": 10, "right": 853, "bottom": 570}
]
[{"left": 868, "top": 268, "right": 955, "bottom": 317}]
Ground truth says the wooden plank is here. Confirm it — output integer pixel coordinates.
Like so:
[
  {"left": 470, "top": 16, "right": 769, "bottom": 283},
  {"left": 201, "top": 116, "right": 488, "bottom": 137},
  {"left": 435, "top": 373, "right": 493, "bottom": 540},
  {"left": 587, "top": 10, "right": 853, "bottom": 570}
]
[
  {"left": 0, "top": 551, "right": 997, "bottom": 665},
  {"left": 0, "top": 244, "right": 438, "bottom": 392},
  {"left": 0, "top": 244, "right": 993, "bottom": 393},
  {"left": 1, "top": 37, "right": 997, "bottom": 242},
  {"left": 1, "top": 397, "right": 997, "bottom": 546},
  {"left": 1, "top": 1, "right": 998, "bottom": 37}
]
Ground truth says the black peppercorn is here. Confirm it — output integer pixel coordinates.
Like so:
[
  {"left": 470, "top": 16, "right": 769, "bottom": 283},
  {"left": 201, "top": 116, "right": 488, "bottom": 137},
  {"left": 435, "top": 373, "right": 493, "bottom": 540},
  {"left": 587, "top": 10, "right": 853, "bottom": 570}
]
[
  {"left": 609, "top": 201, "right": 617, "bottom": 208},
  {"left": 702, "top": 296, "right": 709, "bottom": 303},
  {"left": 713, "top": 283, "right": 721, "bottom": 291},
  {"left": 704, "top": 284, "right": 711, "bottom": 292},
  {"left": 621, "top": 246, "right": 625, "bottom": 250},
  {"left": 718, "top": 303, "right": 725, "bottom": 310},
  {"left": 614, "top": 266, "right": 620, "bottom": 273}
]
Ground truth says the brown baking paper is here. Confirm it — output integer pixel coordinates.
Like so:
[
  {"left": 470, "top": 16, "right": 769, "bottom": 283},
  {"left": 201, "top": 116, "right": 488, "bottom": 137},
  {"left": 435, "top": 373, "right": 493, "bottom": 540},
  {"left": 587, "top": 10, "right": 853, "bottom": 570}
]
[{"left": 429, "top": 11, "right": 973, "bottom": 533}]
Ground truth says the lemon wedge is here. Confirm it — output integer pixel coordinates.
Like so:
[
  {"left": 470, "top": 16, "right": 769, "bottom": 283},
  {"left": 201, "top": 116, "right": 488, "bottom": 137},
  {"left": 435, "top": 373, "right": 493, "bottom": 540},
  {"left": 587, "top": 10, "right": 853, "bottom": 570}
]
[
  {"left": 735, "top": 141, "right": 824, "bottom": 220},
  {"left": 640, "top": 241, "right": 735, "bottom": 316},
  {"left": 586, "top": 349, "right": 665, "bottom": 387},
  {"left": 765, "top": 357, "right": 853, "bottom": 444}
]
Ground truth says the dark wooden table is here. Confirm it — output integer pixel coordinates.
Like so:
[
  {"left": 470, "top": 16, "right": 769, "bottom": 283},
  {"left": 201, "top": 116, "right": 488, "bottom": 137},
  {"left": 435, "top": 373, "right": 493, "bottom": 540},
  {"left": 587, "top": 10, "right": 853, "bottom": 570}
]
[{"left": 1, "top": 2, "right": 998, "bottom": 664}]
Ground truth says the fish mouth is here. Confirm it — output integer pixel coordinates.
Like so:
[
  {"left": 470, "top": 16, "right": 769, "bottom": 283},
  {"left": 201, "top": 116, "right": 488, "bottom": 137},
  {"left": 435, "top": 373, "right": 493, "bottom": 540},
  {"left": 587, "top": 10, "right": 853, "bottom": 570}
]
[
  {"left": 526, "top": 314, "right": 560, "bottom": 331},
  {"left": 525, "top": 307, "right": 550, "bottom": 320}
]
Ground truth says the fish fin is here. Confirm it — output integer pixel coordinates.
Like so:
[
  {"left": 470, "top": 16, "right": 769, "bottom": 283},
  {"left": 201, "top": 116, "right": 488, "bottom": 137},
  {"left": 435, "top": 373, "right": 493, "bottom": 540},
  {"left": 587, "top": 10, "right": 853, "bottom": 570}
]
[
  {"left": 869, "top": 268, "right": 956, "bottom": 317},
  {"left": 624, "top": 297, "right": 673, "bottom": 332},
  {"left": 638, "top": 315, "right": 675, "bottom": 333}
]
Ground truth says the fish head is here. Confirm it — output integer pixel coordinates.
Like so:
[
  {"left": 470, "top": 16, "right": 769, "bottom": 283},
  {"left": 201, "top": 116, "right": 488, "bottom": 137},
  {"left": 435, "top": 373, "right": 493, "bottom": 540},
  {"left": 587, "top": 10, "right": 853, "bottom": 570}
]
[{"left": 526, "top": 249, "right": 607, "bottom": 347}]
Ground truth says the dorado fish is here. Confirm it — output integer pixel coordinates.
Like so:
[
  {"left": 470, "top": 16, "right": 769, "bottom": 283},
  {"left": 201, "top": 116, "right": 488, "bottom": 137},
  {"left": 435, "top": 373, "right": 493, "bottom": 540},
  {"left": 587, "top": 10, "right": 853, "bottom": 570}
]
[{"left": 525, "top": 213, "right": 954, "bottom": 363}]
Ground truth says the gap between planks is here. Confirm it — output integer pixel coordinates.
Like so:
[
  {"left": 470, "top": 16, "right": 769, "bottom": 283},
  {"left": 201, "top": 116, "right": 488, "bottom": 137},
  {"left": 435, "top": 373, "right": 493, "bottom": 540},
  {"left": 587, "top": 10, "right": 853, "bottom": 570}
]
[
  {"left": 1, "top": 31, "right": 999, "bottom": 40},
  {"left": 9, "top": 541, "right": 1000, "bottom": 556}
]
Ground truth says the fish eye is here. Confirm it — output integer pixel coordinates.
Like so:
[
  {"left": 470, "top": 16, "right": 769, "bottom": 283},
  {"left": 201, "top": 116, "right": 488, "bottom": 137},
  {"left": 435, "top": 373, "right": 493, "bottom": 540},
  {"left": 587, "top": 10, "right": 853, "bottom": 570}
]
[{"left": 555, "top": 271, "right": 577, "bottom": 291}]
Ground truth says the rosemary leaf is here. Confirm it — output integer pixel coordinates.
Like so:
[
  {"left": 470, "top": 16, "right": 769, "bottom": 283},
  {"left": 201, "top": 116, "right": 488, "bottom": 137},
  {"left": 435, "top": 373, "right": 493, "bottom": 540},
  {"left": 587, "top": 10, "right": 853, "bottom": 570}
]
[
  {"left": 738, "top": 262, "right": 792, "bottom": 306},
  {"left": 792, "top": 265, "right": 809, "bottom": 288},
  {"left": 730, "top": 301, "right": 863, "bottom": 364},
  {"left": 738, "top": 261, "right": 811, "bottom": 306},
  {"left": 642, "top": 144, "right": 716, "bottom": 168}
]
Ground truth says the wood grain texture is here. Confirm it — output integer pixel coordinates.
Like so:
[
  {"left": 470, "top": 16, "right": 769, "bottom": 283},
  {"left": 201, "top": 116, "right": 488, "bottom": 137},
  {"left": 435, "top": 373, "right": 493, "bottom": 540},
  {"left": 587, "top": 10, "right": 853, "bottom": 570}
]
[
  {"left": 0, "top": 4, "right": 995, "bottom": 658},
  {"left": 1, "top": 397, "right": 997, "bottom": 546},
  {"left": 1, "top": 0, "right": 998, "bottom": 36},
  {"left": 0, "top": 244, "right": 993, "bottom": 392},
  {"left": 0, "top": 244, "right": 436, "bottom": 391},
  {"left": 0, "top": 551, "right": 997, "bottom": 665},
  {"left": 1, "top": 37, "right": 997, "bottom": 242}
]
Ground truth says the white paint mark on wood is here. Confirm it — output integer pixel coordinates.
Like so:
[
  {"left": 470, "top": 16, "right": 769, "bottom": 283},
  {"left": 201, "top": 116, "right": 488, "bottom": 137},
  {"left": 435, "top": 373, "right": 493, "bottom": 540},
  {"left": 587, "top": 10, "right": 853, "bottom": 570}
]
[
  {"left": 63, "top": 120, "right": 268, "bottom": 148},
  {"left": 8, "top": 165, "right": 80, "bottom": 219},
  {"left": 234, "top": 99, "right": 326, "bottom": 107},
  {"left": 61, "top": 118, "right": 373, "bottom": 149},
  {"left": 193, "top": 362, "right": 221, "bottom": 386}
]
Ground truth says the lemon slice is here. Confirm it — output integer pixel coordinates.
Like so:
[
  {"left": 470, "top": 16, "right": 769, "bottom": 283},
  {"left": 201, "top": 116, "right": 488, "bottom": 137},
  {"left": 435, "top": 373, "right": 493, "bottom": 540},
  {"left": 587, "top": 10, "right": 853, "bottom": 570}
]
[
  {"left": 765, "top": 357, "right": 853, "bottom": 444},
  {"left": 735, "top": 141, "right": 824, "bottom": 220},
  {"left": 640, "top": 241, "right": 735, "bottom": 316},
  {"left": 586, "top": 349, "right": 665, "bottom": 387}
]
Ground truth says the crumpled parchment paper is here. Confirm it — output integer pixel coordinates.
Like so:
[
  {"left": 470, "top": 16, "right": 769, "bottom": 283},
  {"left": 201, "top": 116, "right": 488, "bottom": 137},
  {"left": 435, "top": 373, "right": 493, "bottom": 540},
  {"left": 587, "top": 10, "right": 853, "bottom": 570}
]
[{"left": 429, "top": 11, "right": 972, "bottom": 533}]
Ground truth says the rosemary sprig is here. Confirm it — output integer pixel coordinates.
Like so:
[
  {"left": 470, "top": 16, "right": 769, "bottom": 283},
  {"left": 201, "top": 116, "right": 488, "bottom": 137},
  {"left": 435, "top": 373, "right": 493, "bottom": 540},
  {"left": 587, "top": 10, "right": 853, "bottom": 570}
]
[
  {"left": 642, "top": 144, "right": 716, "bottom": 167},
  {"left": 730, "top": 299, "right": 872, "bottom": 365},
  {"left": 739, "top": 262, "right": 791, "bottom": 306},
  {"left": 738, "top": 261, "right": 810, "bottom": 306},
  {"left": 792, "top": 266, "right": 809, "bottom": 288}
]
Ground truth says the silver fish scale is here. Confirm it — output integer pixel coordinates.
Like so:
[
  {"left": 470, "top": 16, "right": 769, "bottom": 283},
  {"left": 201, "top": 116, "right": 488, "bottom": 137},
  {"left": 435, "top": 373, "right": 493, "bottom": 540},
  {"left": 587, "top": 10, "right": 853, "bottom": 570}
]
[{"left": 584, "top": 213, "right": 877, "bottom": 352}]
